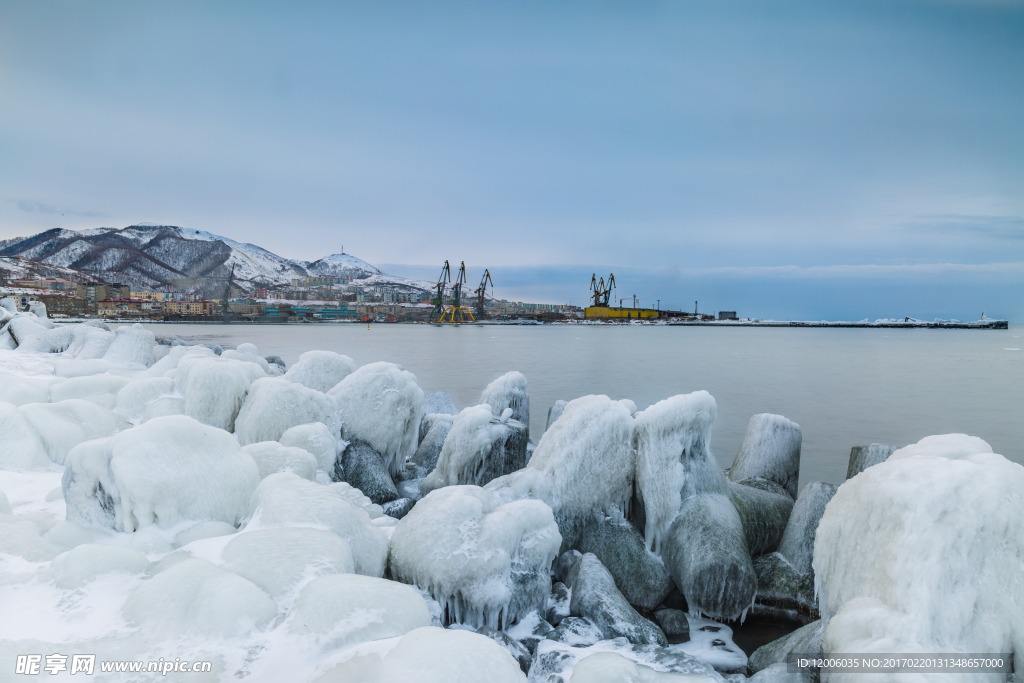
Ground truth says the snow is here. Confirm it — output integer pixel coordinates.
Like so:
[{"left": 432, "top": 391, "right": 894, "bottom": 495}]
[
  {"left": 486, "top": 395, "right": 635, "bottom": 549},
  {"left": 235, "top": 377, "right": 340, "bottom": 446},
  {"left": 632, "top": 391, "right": 718, "bottom": 553},
  {"left": 673, "top": 616, "right": 747, "bottom": 674},
  {"left": 221, "top": 527, "right": 354, "bottom": 598},
  {"left": 480, "top": 371, "right": 530, "bottom": 434},
  {"left": 287, "top": 573, "right": 432, "bottom": 652},
  {"left": 241, "top": 441, "right": 319, "bottom": 480},
  {"left": 314, "top": 626, "right": 527, "bottom": 683},
  {"left": 245, "top": 472, "right": 388, "bottom": 577},
  {"left": 19, "top": 399, "right": 130, "bottom": 465},
  {"left": 49, "top": 544, "right": 150, "bottom": 589},
  {"left": 813, "top": 434, "right": 1024, "bottom": 681},
  {"left": 280, "top": 422, "right": 343, "bottom": 474},
  {"left": 62, "top": 415, "right": 260, "bottom": 532},
  {"left": 284, "top": 350, "right": 357, "bottom": 393},
  {"left": 727, "top": 414, "right": 802, "bottom": 499},
  {"left": 388, "top": 485, "right": 561, "bottom": 630},
  {"left": 329, "top": 362, "right": 424, "bottom": 478},
  {"left": 176, "top": 355, "right": 267, "bottom": 431},
  {"left": 122, "top": 557, "right": 278, "bottom": 638}
]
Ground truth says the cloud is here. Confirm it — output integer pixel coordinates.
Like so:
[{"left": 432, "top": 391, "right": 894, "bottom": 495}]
[{"left": 906, "top": 214, "right": 1024, "bottom": 241}]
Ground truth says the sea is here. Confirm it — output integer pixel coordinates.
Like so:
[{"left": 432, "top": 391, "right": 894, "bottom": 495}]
[{"left": 134, "top": 322, "right": 1023, "bottom": 487}]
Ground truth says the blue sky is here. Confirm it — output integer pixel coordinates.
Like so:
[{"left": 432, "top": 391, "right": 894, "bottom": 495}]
[{"left": 1, "top": 1, "right": 1021, "bottom": 319}]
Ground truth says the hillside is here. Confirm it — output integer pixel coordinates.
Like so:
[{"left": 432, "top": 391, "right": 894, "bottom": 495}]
[{"left": 0, "top": 225, "right": 430, "bottom": 293}]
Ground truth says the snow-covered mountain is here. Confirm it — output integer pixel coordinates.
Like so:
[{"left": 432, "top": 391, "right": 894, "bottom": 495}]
[{"left": 0, "top": 225, "right": 430, "bottom": 293}]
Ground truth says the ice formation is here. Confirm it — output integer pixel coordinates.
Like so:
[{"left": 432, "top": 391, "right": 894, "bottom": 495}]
[
  {"left": 235, "top": 377, "right": 340, "bottom": 445},
  {"left": 62, "top": 415, "right": 260, "bottom": 531},
  {"left": 122, "top": 557, "right": 278, "bottom": 637},
  {"left": 570, "top": 652, "right": 718, "bottom": 682},
  {"left": 389, "top": 485, "right": 562, "bottom": 629},
  {"left": 241, "top": 441, "right": 319, "bottom": 480},
  {"left": 221, "top": 345, "right": 271, "bottom": 372},
  {"left": 19, "top": 399, "right": 130, "bottom": 465},
  {"left": 315, "top": 626, "right": 528, "bottom": 683},
  {"left": 423, "top": 390, "right": 458, "bottom": 416},
  {"left": 49, "top": 543, "right": 150, "bottom": 589},
  {"left": 329, "top": 361, "right": 424, "bottom": 477},
  {"left": 480, "top": 371, "right": 530, "bottom": 433},
  {"left": 485, "top": 395, "right": 635, "bottom": 549},
  {"left": 0, "top": 401, "right": 51, "bottom": 469},
  {"left": 422, "top": 405, "right": 529, "bottom": 493},
  {"left": 813, "top": 434, "right": 1023, "bottom": 678},
  {"left": 288, "top": 574, "right": 433, "bottom": 651},
  {"left": 48, "top": 374, "right": 131, "bottom": 403},
  {"left": 100, "top": 323, "right": 156, "bottom": 367},
  {"left": 279, "top": 421, "right": 342, "bottom": 473},
  {"left": 221, "top": 527, "right": 355, "bottom": 598},
  {"left": 727, "top": 413, "right": 802, "bottom": 499},
  {"left": 113, "top": 376, "right": 174, "bottom": 423},
  {"left": 175, "top": 355, "right": 267, "bottom": 431},
  {"left": 245, "top": 472, "right": 388, "bottom": 576},
  {"left": 284, "top": 350, "right": 357, "bottom": 392}
]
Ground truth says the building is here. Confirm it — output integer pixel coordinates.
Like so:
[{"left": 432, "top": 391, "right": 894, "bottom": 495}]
[
  {"left": 264, "top": 304, "right": 293, "bottom": 318},
  {"left": 38, "top": 295, "right": 88, "bottom": 317},
  {"left": 76, "top": 282, "right": 131, "bottom": 311},
  {"left": 97, "top": 298, "right": 161, "bottom": 316},
  {"left": 584, "top": 306, "right": 659, "bottom": 320},
  {"left": 228, "top": 300, "right": 265, "bottom": 315},
  {"left": 164, "top": 300, "right": 218, "bottom": 316},
  {"left": 131, "top": 290, "right": 165, "bottom": 301},
  {"left": 718, "top": 311, "right": 738, "bottom": 320}
]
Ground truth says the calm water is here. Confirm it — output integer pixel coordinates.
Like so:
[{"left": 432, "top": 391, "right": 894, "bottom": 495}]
[{"left": 134, "top": 322, "right": 1023, "bottom": 487}]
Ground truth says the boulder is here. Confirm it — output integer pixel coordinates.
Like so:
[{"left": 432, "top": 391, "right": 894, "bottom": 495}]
[
  {"left": 566, "top": 553, "right": 667, "bottom": 646},
  {"left": 423, "top": 391, "right": 458, "bottom": 417},
  {"left": 728, "top": 480, "right": 794, "bottom": 557},
  {"left": 530, "top": 640, "right": 723, "bottom": 683},
  {"left": 552, "top": 549, "right": 582, "bottom": 584},
  {"left": 545, "top": 399, "right": 567, "bottom": 431},
  {"left": 475, "top": 625, "right": 532, "bottom": 674},
  {"left": 749, "top": 620, "right": 823, "bottom": 675},
  {"left": 479, "top": 371, "right": 530, "bottom": 436},
  {"left": 414, "top": 417, "right": 454, "bottom": 472},
  {"left": 381, "top": 497, "right": 415, "bottom": 519},
  {"left": 776, "top": 482, "right": 837, "bottom": 574},
  {"left": 545, "top": 616, "right": 603, "bottom": 647},
  {"left": 342, "top": 440, "right": 399, "bottom": 504},
  {"left": 546, "top": 581, "right": 570, "bottom": 626},
  {"left": 752, "top": 553, "right": 817, "bottom": 617},
  {"left": 505, "top": 612, "right": 553, "bottom": 654},
  {"left": 653, "top": 608, "right": 690, "bottom": 641},
  {"left": 575, "top": 511, "right": 673, "bottom": 611},
  {"left": 845, "top": 443, "right": 896, "bottom": 479},
  {"left": 421, "top": 406, "right": 528, "bottom": 493},
  {"left": 728, "top": 414, "right": 802, "bottom": 499}
]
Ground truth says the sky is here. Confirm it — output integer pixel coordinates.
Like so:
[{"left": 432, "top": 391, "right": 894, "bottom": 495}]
[{"left": 1, "top": 0, "right": 1022, "bottom": 319}]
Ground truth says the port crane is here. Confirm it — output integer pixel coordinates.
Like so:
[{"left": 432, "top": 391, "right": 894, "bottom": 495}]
[
  {"left": 474, "top": 269, "right": 493, "bottom": 320},
  {"left": 428, "top": 261, "right": 450, "bottom": 323},
  {"left": 221, "top": 264, "right": 236, "bottom": 319},
  {"left": 590, "top": 273, "right": 616, "bottom": 307},
  {"left": 430, "top": 260, "right": 476, "bottom": 323}
]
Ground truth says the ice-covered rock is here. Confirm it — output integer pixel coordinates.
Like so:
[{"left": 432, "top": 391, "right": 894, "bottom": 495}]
[
  {"left": 546, "top": 581, "right": 571, "bottom": 625},
  {"left": 102, "top": 324, "right": 156, "bottom": 367},
  {"left": 64, "top": 325, "right": 115, "bottom": 359},
  {"left": 845, "top": 443, "right": 896, "bottom": 479},
  {"left": 474, "top": 625, "right": 532, "bottom": 674},
  {"left": 314, "top": 626, "right": 528, "bottom": 683},
  {"left": 389, "top": 485, "right": 561, "bottom": 629},
  {"left": 727, "top": 479, "right": 793, "bottom": 557},
  {"left": 342, "top": 439, "right": 400, "bottom": 504},
  {"left": 727, "top": 414, "right": 801, "bottom": 499},
  {"left": 235, "top": 377, "right": 339, "bottom": 445},
  {"left": 49, "top": 374, "right": 131, "bottom": 403},
  {"left": 575, "top": 510, "right": 672, "bottom": 611},
  {"left": 571, "top": 652, "right": 721, "bottom": 683},
  {"left": 751, "top": 552, "right": 817, "bottom": 616},
  {"left": 49, "top": 544, "right": 150, "bottom": 589},
  {"left": 141, "top": 395, "right": 185, "bottom": 421},
  {"left": 264, "top": 355, "right": 286, "bottom": 373},
  {"left": 485, "top": 395, "right": 635, "bottom": 550},
  {"left": 749, "top": 620, "right": 823, "bottom": 676},
  {"left": 42, "top": 520, "right": 112, "bottom": 551},
  {"left": 674, "top": 616, "right": 748, "bottom": 674},
  {"left": 530, "top": 639, "right": 723, "bottom": 683},
  {"left": 776, "top": 482, "right": 837, "bottom": 574},
  {"left": 0, "top": 402, "right": 51, "bottom": 469},
  {"left": 653, "top": 608, "right": 690, "bottom": 640},
  {"left": 545, "top": 399, "right": 567, "bottom": 431},
  {"left": 381, "top": 497, "right": 416, "bottom": 519},
  {"left": 143, "top": 344, "right": 214, "bottom": 377},
  {"left": 245, "top": 472, "right": 388, "bottom": 576},
  {"left": 414, "top": 415, "right": 454, "bottom": 471},
  {"left": 480, "top": 371, "right": 530, "bottom": 435},
  {"left": 423, "top": 391, "right": 458, "bottom": 417},
  {"left": 122, "top": 557, "right": 277, "bottom": 637},
  {"left": 0, "top": 513, "right": 60, "bottom": 561},
  {"left": 546, "top": 615, "right": 602, "bottom": 646},
  {"left": 175, "top": 355, "right": 267, "bottom": 431},
  {"left": 565, "top": 552, "right": 667, "bottom": 646},
  {"left": 113, "top": 377, "right": 174, "bottom": 423},
  {"left": 814, "top": 434, "right": 1023, "bottom": 676},
  {"left": 241, "top": 441, "right": 318, "bottom": 480},
  {"left": 221, "top": 527, "right": 354, "bottom": 598},
  {"left": 288, "top": 573, "right": 432, "bottom": 651},
  {"left": 279, "top": 421, "right": 341, "bottom": 475},
  {"left": 422, "top": 405, "right": 529, "bottom": 493},
  {"left": 20, "top": 399, "right": 130, "bottom": 465},
  {"left": 0, "top": 489, "right": 10, "bottom": 514},
  {"left": 284, "top": 350, "right": 356, "bottom": 392},
  {"left": 329, "top": 361, "right": 423, "bottom": 478},
  {"left": 0, "top": 371, "right": 62, "bottom": 406},
  {"left": 174, "top": 521, "right": 237, "bottom": 546},
  {"left": 63, "top": 415, "right": 260, "bottom": 532},
  {"left": 553, "top": 549, "right": 582, "bottom": 584},
  {"left": 222, "top": 346, "right": 270, "bottom": 372}
]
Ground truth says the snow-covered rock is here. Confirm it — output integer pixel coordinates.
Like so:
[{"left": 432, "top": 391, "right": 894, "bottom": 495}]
[
  {"left": 0, "top": 371, "right": 61, "bottom": 405},
  {"left": 101, "top": 324, "right": 156, "bottom": 368},
  {"left": 814, "top": 434, "right": 1023, "bottom": 677},
  {"left": 221, "top": 527, "right": 354, "bottom": 598},
  {"left": 329, "top": 361, "right": 423, "bottom": 478},
  {"left": 122, "top": 557, "right": 277, "bottom": 637},
  {"left": 175, "top": 355, "right": 266, "bottom": 431},
  {"left": 480, "top": 371, "right": 530, "bottom": 435},
  {"left": 235, "top": 377, "right": 339, "bottom": 445},
  {"left": 423, "top": 391, "right": 458, "bottom": 417},
  {"left": 342, "top": 440, "right": 400, "bottom": 504},
  {"left": 48, "top": 374, "right": 130, "bottom": 403},
  {"left": 313, "top": 626, "right": 527, "bottom": 683},
  {"left": 776, "top": 481, "right": 837, "bottom": 574},
  {"left": 221, "top": 347, "right": 270, "bottom": 372},
  {"left": 287, "top": 573, "right": 432, "bottom": 651},
  {"left": 241, "top": 441, "right": 319, "bottom": 480},
  {"left": 727, "top": 414, "right": 801, "bottom": 499},
  {"left": 19, "top": 399, "right": 130, "bottom": 465},
  {"left": 0, "top": 401, "right": 51, "bottom": 469},
  {"left": 113, "top": 376, "right": 174, "bottom": 423},
  {"left": 413, "top": 415, "right": 454, "bottom": 474},
  {"left": 485, "top": 395, "right": 635, "bottom": 550},
  {"left": 388, "top": 485, "right": 561, "bottom": 630},
  {"left": 422, "top": 405, "right": 528, "bottom": 493},
  {"left": 245, "top": 472, "right": 388, "bottom": 577},
  {"left": 49, "top": 544, "right": 150, "bottom": 589},
  {"left": 279, "top": 422, "right": 342, "bottom": 475},
  {"left": 565, "top": 552, "right": 667, "bottom": 646},
  {"left": 545, "top": 399, "right": 567, "bottom": 431},
  {"left": 62, "top": 415, "right": 260, "bottom": 531},
  {"left": 283, "top": 350, "right": 356, "bottom": 393},
  {"left": 845, "top": 443, "right": 896, "bottom": 479}
]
